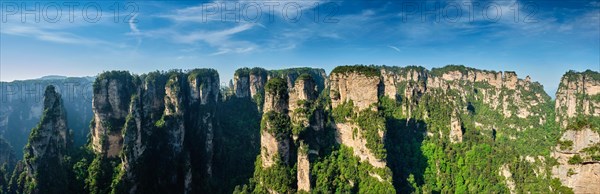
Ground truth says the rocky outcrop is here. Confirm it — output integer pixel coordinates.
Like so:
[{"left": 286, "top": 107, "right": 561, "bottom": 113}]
[
  {"left": 289, "top": 75, "right": 318, "bottom": 134},
  {"left": 379, "top": 65, "right": 551, "bottom": 136},
  {"left": 297, "top": 143, "right": 311, "bottom": 192},
  {"left": 20, "top": 85, "right": 70, "bottom": 193},
  {"left": 234, "top": 71, "right": 250, "bottom": 98},
  {"left": 499, "top": 164, "right": 516, "bottom": 194},
  {"left": 330, "top": 66, "right": 387, "bottom": 169},
  {"left": 449, "top": 111, "right": 463, "bottom": 143},
  {"left": 249, "top": 68, "right": 268, "bottom": 98},
  {"left": 335, "top": 123, "right": 386, "bottom": 168},
  {"left": 91, "top": 70, "right": 220, "bottom": 193},
  {"left": 551, "top": 70, "right": 600, "bottom": 193},
  {"left": 555, "top": 70, "right": 600, "bottom": 127},
  {"left": 330, "top": 72, "right": 380, "bottom": 111},
  {"left": 552, "top": 127, "right": 600, "bottom": 194},
  {"left": 234, "top": 68, "right": 269, "bottom": 99},
  {"left": 260, "top": 77, "right": 292, "bottom": 167},
  {"left": 91, "top": 72, "right": 135, "bottom": 157}
]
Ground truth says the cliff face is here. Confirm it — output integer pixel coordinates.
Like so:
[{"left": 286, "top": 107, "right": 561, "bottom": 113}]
[
  {"left": 330, "top": 71, "right": 380, "bottom": 111},
  {"left": 234, "top": 67, "right": 327, "bottom": 101},
  {"left": 91, "top": 72, "right": 135, "bottom": 157},
  {"left": 401, "top": 67, "right": 547, "bottom": 120},
  {"left": 260, "top": 77, "right": 291, "bottom": 168},
  {"left": 238, "top": 68, "right": 329, "bottom": 193},
  {"left": 552, "top": 70, "right": 600, "bottom": 194},
  {"left": 17, "top": 85, "right": 70, "bottom": 194},
  {"left": 91, "top": 70, "right": 220, "bottom": 193},
  {"left": 379, "top": 65, "right": 552, "bottom": 142},
  {"left": 330, "top": 67, "right": 387, "bottom": 168},
  {"left": 555, "top": 70, "right": 600, "bottom": 127}
]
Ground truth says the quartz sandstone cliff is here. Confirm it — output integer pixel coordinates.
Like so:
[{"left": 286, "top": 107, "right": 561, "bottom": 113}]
[{"left": 552, "top": 70, "right": 600, "bottom": 194}]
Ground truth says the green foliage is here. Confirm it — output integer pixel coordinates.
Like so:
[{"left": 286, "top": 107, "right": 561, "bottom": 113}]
[
  {"left": 251, "top": 157, "right": 296, "bottom": 193},
  {"left": 566, "top": 116, "right": 600, "bottom": 132},
  {"left": 355, "top": 109, "right": 387, "bottom": 159},
  {"left": 429, "top": 64, "right": 492, "bottom": 77},
  {"left": 252, "top": 93, "right": 264, "bottom": 110},
  {"left": 213, "top": 96, "right": 263, "bottom": 193},
  {"left": 264, "top": 77, "right": 288, "bottom": 96},
  {"left": 154, "top": 117, "right": 166, "bottom": 128},
  {"left": 331, "top": 65, "right": 381, "bottom": 77},
  {"left": 567, "top": 169, "right": 576, "bottom": 177},
  {"left": 332, "top": 100, "right": 355, "bottom": 122},
  {"left": 261, "top": 111, "right": 291, "bottom": 138},
  {"left": 187, "top": 69, "right": 218, "bottom": 82},
  {"left": 567, "top": 155, "right": 583, "bottom": 165},
  {"left": 235, "top": 67, "right": 267, "bottom": 77},
  {"left": 297, "top": 73, "right": 312, "bottom": 81},
  {"left": 311, "top": 146, "right": 395, "bottom": 193},
  {"left": 564, "top": 69, "right": 600, "bottom": 82},
  {"left": 85, "top": 156, "right": 119, "bottom": 194},
  {"left": 558, "top": 140, "right": 574, "bottom": 150}
]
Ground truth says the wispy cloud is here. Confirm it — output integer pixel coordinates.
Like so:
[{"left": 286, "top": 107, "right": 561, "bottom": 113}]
[
  {"left": 388, "top": 45, "right": 402, "bottom": 53},
  {"left": 1, "top": 25, "right": 119, "bottom": 47}
]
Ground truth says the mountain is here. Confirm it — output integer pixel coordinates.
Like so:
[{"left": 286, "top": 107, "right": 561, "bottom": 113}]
[
  {"left": 0, "top": 77, "right": 93, "bottom": 159},
  {"left": 1, "top": 65, "right": 598, "bottom": 194},
  {"left": 551, "top": 70, "right": 600, "bottom": 194},
  {"left": 8, "top": 85, "right": 71, "bottom": 194}
]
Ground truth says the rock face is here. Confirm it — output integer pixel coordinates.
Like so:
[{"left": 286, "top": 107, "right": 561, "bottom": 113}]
[
  {"left": 235, "top": 67, "right": 327, "bottom": 102},
  {"left": 378, "top": 65, "right": 551, "bottom": 141},
  {"left": 330, "top": 66, "right": 387, "bottom": 168},
  {"left": 335, "top": 123, "right": 387, "bottom": 168},
  {"left": 260, "top": 77, "right": 291, "bottom": 167},
  {"left": 91, "top": 70, "right": 220, "bottom": 193},
  {"left": 449, "top": 112, "right": 463, "bottom": 143},
  {"left": 552, "top": 128, "right": 600, "bottom": 194},
  {"left": 555, "top": 70, "right": 600, "bottom": 128},
  {"left": 330, "top": 71, "right": 380, "bottom": 111},
  {"left": 249, "top": 69, "right": 268, "bottom": 98},
  {"left": 297, "top": 144, "right": 311, "bottom": 192},
  {"left": 289, "top": 75, "right": 318, "bottom": 133},
  {"left": 20, "top": 85, "right": 70, "bottom": 193},
  {"left": 91, "top": 72, "right": 135, "bottom": 157},
  {"left": 499, "top": 164, "right": 516, "bottom": 194},
  {"left": 552, "top": 70, "right": 600, "bottom": 194},
  {"left": 234, "top": 73, "right": 250, "bottom": 98}
]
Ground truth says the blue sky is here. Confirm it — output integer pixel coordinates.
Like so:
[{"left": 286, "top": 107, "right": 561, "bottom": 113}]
[{"left": 1, "top": 0, "right": 599, "bottom": 95}]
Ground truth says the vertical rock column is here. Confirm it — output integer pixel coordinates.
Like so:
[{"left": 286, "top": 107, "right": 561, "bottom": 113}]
[
  {"left": 329, "top": 68, "right": 387, "bottom": 168},
  {"left": 22, "top": 85, "right": 70, "bottom": 193},
  {"left": 260, "top": 77, "right": 291, "bottom": 167},
  {"left": 289, "top": 75, "right": 318, "bottom": 192},
  {"left": 91, "top": 72, "right": 135, "bottom": 157}
]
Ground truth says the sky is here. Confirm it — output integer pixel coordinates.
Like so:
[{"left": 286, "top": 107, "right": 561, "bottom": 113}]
[{"left": 0, "top": 0, "right": 599, "bottom": 95}]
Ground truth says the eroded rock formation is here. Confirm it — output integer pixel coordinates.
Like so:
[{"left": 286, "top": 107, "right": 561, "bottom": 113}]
[
  {"left": 552, "top": 70, "right": 600, "bottom": 194},
  {"left": 91, "top": 70, "right": 220, "bottom": 193},
  {"left": 18, "top": 85, "right": 70, "bottom": 193}
]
